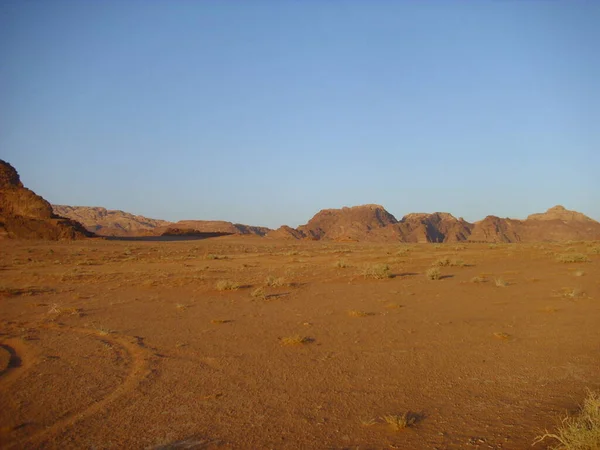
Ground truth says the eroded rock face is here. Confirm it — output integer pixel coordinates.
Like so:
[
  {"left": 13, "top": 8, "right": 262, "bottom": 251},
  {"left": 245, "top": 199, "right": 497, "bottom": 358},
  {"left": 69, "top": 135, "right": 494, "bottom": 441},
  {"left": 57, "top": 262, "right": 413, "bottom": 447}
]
[
  {"left": 527, "top": 205, "right": 595, "bottom": 222},
  {"left": 155, "top": 220, "right": 271, "bottom": 237},
  {"left": 266, "top": 225, "right": 307, "bottom": 240},
  {"left": 52, "top": 205, "right": 170, "bottom": 236},
  {"left": 297, "top": 204, "right": 398, "bottom": 241},
  {"left": 276, "top": 204, "right": 600, "bottom": 243},
  {"left": 0, "top": 160, "right": 92, "bottom": 240}
]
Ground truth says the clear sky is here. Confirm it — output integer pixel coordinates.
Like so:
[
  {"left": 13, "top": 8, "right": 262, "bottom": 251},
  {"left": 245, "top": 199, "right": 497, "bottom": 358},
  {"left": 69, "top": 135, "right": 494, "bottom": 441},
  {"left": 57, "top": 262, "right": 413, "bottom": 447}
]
[{"left": 1, "top": 1, "right": 599, "bottom": 228}]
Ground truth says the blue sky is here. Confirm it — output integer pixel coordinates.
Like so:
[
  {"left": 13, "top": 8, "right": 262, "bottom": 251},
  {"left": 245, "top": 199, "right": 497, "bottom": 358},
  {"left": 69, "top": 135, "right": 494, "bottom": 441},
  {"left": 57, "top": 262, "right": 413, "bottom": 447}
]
[{"left": 2, "top": 1, "right": 599, "bottom": 227}]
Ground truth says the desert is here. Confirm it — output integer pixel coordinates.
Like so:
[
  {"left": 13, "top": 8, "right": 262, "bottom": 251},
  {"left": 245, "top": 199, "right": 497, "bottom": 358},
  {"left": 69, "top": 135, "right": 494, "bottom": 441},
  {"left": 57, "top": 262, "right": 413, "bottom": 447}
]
[{"left": 1, "top": 159, "right": 599, "bottom": 449}]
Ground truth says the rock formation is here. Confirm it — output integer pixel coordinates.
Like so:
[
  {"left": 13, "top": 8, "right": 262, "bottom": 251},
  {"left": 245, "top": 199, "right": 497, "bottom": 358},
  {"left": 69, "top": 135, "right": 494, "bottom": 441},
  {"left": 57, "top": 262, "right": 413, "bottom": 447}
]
[
  {"left": 52, "top": 205, "right": 170, "bottom": 236},
  {"left": 0, "top": 160, "right": 92, "bottom": 240},
  {"left": 155, "top": 220, "right": 270, "bottom": 237}
]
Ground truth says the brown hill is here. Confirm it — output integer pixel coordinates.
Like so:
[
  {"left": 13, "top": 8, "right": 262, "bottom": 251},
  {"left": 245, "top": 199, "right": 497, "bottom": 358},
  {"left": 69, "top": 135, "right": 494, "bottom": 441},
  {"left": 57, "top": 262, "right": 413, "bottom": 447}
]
[
  {"left": 0, "top": 160, "right": 92, "bottom": 240},
  {"left": 52, "top": 205, "right": 170, "bottom": 236},
  {"left": 297, "top": 204, "right": 398, "bottom": 241},
  {"left": 282, "top": 204, "right": 600, "bottom": 243},
  {"left": 467, "top": 206, "right": 600, "bottom": 242},
  {"left": 156, "top": 220, "right": 271, "bottom": 237},
  {"left": 397, "top": 212, "right": 474, "bottom": 243},
  {"left": 527, "top": 205, "right": 596, "bottom": 222},
  {"left": 266, "top": 225, "right": 307, "bottom": 240}
]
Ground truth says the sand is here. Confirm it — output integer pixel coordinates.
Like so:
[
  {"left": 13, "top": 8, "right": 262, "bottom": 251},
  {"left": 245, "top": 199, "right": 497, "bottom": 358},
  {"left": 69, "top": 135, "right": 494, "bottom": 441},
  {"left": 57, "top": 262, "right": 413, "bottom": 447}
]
[{"left": 1, "top": 237, "right": 599, "bottom": 449}]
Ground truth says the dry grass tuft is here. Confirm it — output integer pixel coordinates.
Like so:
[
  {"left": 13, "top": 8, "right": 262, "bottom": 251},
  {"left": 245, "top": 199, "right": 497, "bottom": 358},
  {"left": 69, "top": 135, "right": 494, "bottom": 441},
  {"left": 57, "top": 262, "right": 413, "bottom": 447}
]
[
  {"left": 215, "top": 280, "right": 240, "bottom": 291},
  {"left": 210, "top": 319, "right": 232, "bottom": 324},
  {"left": 335, "top": 260, "right": 349, "bottom": 268},
  {"left": 280, "top": 335, "right": 314, "bottom": 346},
  {"left": 533, "top": 389, "right": 600, "bottom": 449},
  {"left": 560, "top": 287, "right": 585, "bottom": 299},
  {"left": 347, "top": 310, "right": 374, "bottom": 317},
  {"left": 363, "top": 263, "right": 392, "bottom": 279},
  {"left": 250, "top": 287, "right": 266, "bottom": 299},
  {"left": 426, "top": 267, "right": 441, "bottom": 280},
  {"left": 470, "top": 276, "right": 487, "bottom": 283},
  {"left": 494, "top": 277, "right": 509, "bottom": 287},
  {"left": 382, "top": 412, "right": 418, "bottom": 431},
  {"left": 265, "top": 275, "right": 285, "bottom": 287}
]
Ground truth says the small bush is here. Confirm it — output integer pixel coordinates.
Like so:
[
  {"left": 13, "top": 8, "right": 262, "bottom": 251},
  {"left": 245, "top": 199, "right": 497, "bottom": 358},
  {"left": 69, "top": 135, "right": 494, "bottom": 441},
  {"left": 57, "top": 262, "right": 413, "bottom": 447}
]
[
  {"left": 215, "top": 280, "right": 240, "bottom": 291},
  {"left": 363, "top": 264, "right": 392, "bottom": 279},
  {"left": 533, "top": 389, "right": 600, "bottom": 449},
  {"left": 557, "top": 254, "right": 591, "bottom": 263},
  {"left": 433, "top": 257, "right": 451, "bottom": 267},
  {"left": 426, "top": 267, "right": 441, "bottom": 280},
  {"left": 335, "top": 260, "right": 349, "bottom": 268},
  {"left": 433, "top": 257, "right": 466, "bottom": 267}
]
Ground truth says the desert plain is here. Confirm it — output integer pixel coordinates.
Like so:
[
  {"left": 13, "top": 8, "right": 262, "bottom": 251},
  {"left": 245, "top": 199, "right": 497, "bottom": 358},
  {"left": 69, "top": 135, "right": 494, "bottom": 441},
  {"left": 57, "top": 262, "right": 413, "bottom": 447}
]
[{"left": 1, "top": 236, "right": 599, "bottom": 449}]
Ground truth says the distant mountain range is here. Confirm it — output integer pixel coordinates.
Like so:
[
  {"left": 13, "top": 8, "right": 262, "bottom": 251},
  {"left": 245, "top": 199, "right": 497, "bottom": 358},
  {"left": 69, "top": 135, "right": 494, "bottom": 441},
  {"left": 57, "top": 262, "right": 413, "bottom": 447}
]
[
  {"left": 52, "top": 203, "right": 600, "bottom": 243},
  {"left": 2, "top": 159, "right": 599, "bottom": 242}
]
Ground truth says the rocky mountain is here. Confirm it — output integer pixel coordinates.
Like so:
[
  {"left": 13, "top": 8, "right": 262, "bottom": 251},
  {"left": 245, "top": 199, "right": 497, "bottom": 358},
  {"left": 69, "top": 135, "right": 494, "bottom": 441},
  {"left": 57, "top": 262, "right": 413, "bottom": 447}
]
[
  {"left": 52, "top": 205, "right": 170, "bottom": 236},
  {"left": 275, "top": 204, "right": 600, "bottom": 243},
  {"left": 296, "top": 204, "right": 398, "bottom": 241},
  {"left": 0, "top": 160, "right": 92, "bottom": 240}
]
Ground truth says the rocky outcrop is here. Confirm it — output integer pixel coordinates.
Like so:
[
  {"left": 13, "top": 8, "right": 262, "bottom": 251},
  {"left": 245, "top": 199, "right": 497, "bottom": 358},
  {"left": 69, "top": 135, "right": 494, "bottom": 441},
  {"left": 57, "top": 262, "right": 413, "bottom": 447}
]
[
  {"left": 297, "top": 204, "right": 398, "bottom": 241},
  {"left": 52, "top": 205, "right": 170, "bottom": 236},
  {"left": 275, "top": 205, "right": 600, "bottom": 243},
  {"left": 156, "top": 220, "right": 271, "bottom": 237},
  {"left": 0, "top": 160, "right": 92, "bottom": 240},
  {"left": 266, "top": 225, "right": 307, "bottom": 240},
  {"left": 527, "top": 205, "right": 596, "bottom": 223},
  {"left": 468, "top": 216, "right": 523, "bottom": 243}
]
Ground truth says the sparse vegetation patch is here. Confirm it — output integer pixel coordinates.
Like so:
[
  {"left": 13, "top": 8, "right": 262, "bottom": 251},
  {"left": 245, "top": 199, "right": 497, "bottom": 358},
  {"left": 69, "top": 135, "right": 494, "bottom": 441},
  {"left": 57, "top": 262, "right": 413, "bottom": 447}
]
[
  {"left": 533, "top": 389, "right": 600, "bottom": 450},
  {"left": 557, "top": 253, "right": 590, "bottom": 263},
  {"left": 215, "top": 279, "right": 240, "bottom": 291},
  {"left": 426, "top": 267, "right": 441, "bottom": 280},
  {"left": 363, "top": 263, "right": 392, "bottom": 279}
]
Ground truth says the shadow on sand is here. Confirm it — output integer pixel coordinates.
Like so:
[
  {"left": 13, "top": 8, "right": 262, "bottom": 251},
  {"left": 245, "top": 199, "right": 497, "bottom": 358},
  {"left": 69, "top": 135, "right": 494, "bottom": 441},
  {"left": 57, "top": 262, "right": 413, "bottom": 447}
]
[{"left": 103, "top": 232, "right": 233, "bottom": 242}]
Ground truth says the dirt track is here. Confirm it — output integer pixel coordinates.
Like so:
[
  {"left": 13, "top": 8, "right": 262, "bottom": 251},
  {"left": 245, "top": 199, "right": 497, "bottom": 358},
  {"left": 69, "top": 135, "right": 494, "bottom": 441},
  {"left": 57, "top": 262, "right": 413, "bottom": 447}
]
[{"left": 1, "top": 237, "right": 599, "bottom": 449}]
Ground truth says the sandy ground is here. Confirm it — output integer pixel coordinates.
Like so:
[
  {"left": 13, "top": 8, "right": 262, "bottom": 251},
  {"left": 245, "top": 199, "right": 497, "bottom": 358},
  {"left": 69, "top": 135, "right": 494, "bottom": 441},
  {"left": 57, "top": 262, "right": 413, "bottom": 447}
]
[{"left": 0, "top": 237, "right": 599, "bottom": 449}]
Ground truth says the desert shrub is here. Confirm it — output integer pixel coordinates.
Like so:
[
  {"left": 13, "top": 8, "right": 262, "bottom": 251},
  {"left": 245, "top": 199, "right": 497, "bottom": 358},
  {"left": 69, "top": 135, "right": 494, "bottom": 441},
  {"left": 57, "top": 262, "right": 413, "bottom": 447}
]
[
  {"left": 433, "top": 257, "right": 451, "bottom": 267},
  {"left": 363, "top": 263, "right": 392, "bottom": 279},
  {"left": 335, "top": 260, "right": 349, "bottom": 268},
  {"left": 426, "top": 267, "right": 441, "bottom": 280},
  {"left": 433, "top": 257, "right": 466, "bottom": 267},
  {"left": 533, "top": 390, "right": 600, "bottom": 449},
  {"left": 265, "top": 275, "right": 285, "bottom": 287},
  {"left": 215, "top": 280, "right": 239, "bottom": 291}
]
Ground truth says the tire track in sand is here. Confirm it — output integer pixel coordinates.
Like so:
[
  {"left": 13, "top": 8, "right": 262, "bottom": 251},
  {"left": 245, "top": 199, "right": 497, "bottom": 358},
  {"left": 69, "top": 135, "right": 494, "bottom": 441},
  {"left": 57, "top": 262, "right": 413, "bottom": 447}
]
[{"left": 3, "top": 322, "right": 153, "bottom": 449}]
